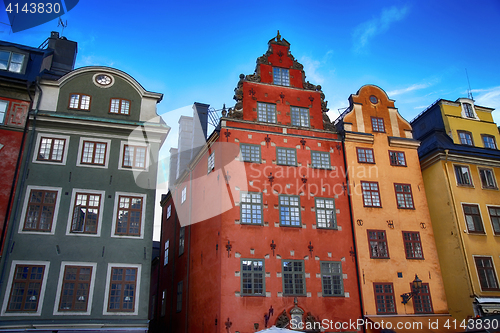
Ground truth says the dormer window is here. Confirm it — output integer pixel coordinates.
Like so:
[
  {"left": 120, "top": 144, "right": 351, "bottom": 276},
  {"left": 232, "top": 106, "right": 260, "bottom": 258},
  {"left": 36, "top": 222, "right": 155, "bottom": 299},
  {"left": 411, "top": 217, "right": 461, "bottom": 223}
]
[
  {"left": 459, "top": 99, "right": 478, "bottom": 119},
  {"left": 463, "top": 103, "right": 474, "bottom": 118},
  {"left": 0, "top": 51, "right": 25, "bottom": 73},
  {"left": 273, "top": 67, "right": 289, "bottom": 86}
]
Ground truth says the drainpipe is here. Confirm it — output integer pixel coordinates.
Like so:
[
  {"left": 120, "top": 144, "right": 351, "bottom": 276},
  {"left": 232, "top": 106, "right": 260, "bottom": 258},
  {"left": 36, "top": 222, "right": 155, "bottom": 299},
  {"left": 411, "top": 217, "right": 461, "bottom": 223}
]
[
  {"left": 341, "top": 134, "right": 366, "bottom": 332},
  {"left": 442, "top": 149, "right": 475, "bottom": 298},
  {"left": 185, "top": 168, "right": 193, "bottom": 333},
  {"left": 0, "top": 76, "right": 43, "bottom": 295}
]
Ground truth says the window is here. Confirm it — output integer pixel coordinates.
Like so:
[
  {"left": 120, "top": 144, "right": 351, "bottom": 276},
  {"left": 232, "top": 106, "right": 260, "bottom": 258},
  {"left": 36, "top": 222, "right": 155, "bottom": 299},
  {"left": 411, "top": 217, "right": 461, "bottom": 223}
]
[
  {"left": 81, "top": 141, "right": 107, "bottom": 165},
  {"left": 368, "top": 230, "right": 389, "bottom": 259},
  {"left": 58, "top": 266, "right": 92, "bottom": 312},
  {"left": 394, "top": 183, "right": 414, "bottom": 209},
  {"left": 290, "top": 106, "right": 309, "bottom": 127},
  {"left": 273, "top": 67, "right": 289, "bottom": 86},
  {"left": 454, "top": 165, "right": 473, "bottom": 186},
  {"left": 357, "top": 148, "right": 374, "bottom": 163},
  {"left": 109, "top": 98, "right": 130, "bottom": 115},
  {"left": 463, "top": 204, "right": 484, "bottom": 233},
  {"left": 458, "top": 131, "right": 474, "bottom": 146},
  {"left": 412, "top": 283, "right": 433, "bottom": 313},
  {"left": 488, "top": 206, "right": 500, "bottom": 235},
  {"left": 361, "top": 181, "right": 381, "bottom": 207},
  {"left": 311, "top": 151, "right": 330, "bottom": 169},
  {"left": 181, "top": 187, "right": 186, "bottom": 204},
  {"left": 5, "top": 264, "right": 46, "bottom": 313},
  {"left": 282, "top": 260, "right": 305, "bottom": 296},
  {"left": 482, "top": 135, "right": 497, "bottom": 149},
  {"left": 167, "top": 205, "right": 171, "bottom": 219},
  {"left": 179, "top": 227, "right": 185, "bottom": 255},
  {"left": 37, "top": 137, "right": 66, "bottom": 162},
  {"left": 240, "top": 192, "right": 263, "bottom": 225},
  {"left": 315, "top": 198, "right": 336, "bottom": 229},
  {"left": 389, "top": 151, "right": 406, "bottom": 166},
  {"left": 164, "top": 240, "right": 169, "bottom": 266},
  {"left": 69, "top": 94, "right": 91, "bottom": 110},
  {"left": 107, "top": 267, "right": 138, "bottom": 312},
  {"left": 23, "top": 189, "right": 57, "bottom": 232},
  {"left": 276, "top": 147, "right": 297, "bottom": 166},
  {"left": 279, "top": 195, "right": 301, "bottom": 227},
  {"left": 161, "top": 290, "right": 166, "bottom": 317},
  {"left": 0, "top": 99, "right": 7, "bottom": 124},
  {"left": 475, "top": 257, "right": 499, "bottom": 291},
  {"left": 371, "top": 117, "right": 385, "bottom": 133},
  {"left": 463, "top": 103, "right": 475, "bottom": 118},
  {"left": 403, "top": 232, "right": 423, "bottom": 259},
  {"left": 176, "top": 281, "right": 183, "bottom": 312},
  {"left": 207, "top": 152, "right": 215, "bottom": 174},
  {"left": 241, "top": 259, "right": 264, "bottom": 296},
  {"left": 122, "top": 145, "right": 147, "bottom": 169},
  {"left": 240, "top": 144, "right": 261, "bottom": 163},
  {"left": 321, "top": 262, "right": 343, "bottom": 296},
  {"left": 257, "top": 102, "right": 276, "bottom": 123},
  {"left": 70, "top": 192, "right": 102, "bottom": 234},
  {"left": 0, "top": 50, "right": 25, "bottom": 73},
  {"left": 115, "top": 195, "right": 143, "bottom": 236},
  {"left": 374, "top": 283, "right": 396, "bottom": 314},
  {"left": 479, "top": 168, "right": 497, "bottom": 189}
]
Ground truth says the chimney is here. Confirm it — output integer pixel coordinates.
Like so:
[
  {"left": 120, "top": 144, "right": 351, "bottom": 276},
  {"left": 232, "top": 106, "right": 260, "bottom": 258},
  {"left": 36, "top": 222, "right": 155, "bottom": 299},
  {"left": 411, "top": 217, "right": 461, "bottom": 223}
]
[{"left": 47, "top": 31, "right": 77, "bottom": 76}]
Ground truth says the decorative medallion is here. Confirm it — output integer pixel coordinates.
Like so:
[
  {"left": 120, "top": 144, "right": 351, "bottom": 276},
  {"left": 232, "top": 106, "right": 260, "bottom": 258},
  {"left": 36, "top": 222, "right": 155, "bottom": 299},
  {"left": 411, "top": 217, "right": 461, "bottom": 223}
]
[
  {"left": 369, "top": 95, "right": 379, "bottom": 104},
  {"left": 93, "top": 73, "right": 114, "bottom": 88}
]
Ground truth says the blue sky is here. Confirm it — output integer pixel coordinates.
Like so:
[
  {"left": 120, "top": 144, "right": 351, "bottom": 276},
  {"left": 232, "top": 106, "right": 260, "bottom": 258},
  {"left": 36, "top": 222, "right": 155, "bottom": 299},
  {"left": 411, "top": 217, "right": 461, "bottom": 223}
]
[{"left": 2, "top": 0, "right": 500, "bottom": 239}]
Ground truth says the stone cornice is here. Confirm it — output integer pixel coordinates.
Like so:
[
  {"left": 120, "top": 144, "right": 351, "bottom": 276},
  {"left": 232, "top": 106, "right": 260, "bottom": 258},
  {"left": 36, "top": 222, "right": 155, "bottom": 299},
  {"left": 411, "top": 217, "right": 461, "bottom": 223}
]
[
  {"left": 388, "top": 136, "right": 420, "bottom": 149},
  {"left": 420, "top": 150, "right": 500, "bottom": 170},
  {"left": 344, "top": 131, "right": 374, "bottom": 144}
]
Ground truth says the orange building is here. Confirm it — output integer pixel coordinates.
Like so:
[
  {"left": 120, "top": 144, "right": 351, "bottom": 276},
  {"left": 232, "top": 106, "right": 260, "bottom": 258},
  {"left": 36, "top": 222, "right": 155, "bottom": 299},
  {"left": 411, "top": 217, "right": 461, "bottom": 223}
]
[
  {"left": 153, "top": 33, "right": 362, "bottom": 333},
  {"left": 335, "top": 85, "right": 453, "bottom": 331}
]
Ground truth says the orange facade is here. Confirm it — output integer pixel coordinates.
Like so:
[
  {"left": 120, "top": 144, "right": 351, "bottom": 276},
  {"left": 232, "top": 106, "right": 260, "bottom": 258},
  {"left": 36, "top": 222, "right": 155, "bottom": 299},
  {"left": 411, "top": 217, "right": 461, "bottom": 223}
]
[{"left": 338, "top": 85, "right": 451, "bottom": 326}]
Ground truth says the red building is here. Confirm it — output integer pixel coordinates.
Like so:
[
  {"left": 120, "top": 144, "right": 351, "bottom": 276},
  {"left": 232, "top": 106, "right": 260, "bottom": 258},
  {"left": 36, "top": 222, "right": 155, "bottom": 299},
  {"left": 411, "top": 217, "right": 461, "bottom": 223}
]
[{"left": 153, "top": 33, "right": 362, "bottom": 333}]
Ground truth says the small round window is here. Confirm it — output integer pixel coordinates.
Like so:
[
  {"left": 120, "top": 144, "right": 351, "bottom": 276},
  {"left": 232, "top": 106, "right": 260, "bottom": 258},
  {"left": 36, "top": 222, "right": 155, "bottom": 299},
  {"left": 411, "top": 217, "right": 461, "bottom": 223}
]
[{"left": 369, "top": 95, "right": 378, "bottom": 104}]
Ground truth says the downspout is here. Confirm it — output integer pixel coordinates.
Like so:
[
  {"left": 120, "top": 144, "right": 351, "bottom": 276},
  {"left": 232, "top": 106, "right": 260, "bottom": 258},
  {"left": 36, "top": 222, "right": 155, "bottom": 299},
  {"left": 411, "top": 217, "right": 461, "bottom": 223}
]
[
  {"left": 185, "top": 168, "right": 193, "bottom": 333},
  {"left": 0, "top": 81, "right": 35, "bottom": 255},
  {"left": 0, "top": 77, "right": 43, "bottom": 295},
  {"left": 168, "top": 195, "right": 178, "bottom": 332},
  {"left": 341, "top": 134, "right": 366, "bottom": 332},
  {"left": 442, "top": 150, "right": 475, "bottom": 297}
]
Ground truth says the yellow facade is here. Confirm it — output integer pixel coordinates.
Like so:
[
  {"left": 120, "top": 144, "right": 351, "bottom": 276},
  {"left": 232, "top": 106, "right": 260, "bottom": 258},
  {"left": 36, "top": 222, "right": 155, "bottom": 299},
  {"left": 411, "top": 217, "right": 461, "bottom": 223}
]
[
  {"left": 339, "top": 85, "right": 450, "bottom": 326},
  {"left": 414, "top": 98, "right": 500, "bottom": 320}
]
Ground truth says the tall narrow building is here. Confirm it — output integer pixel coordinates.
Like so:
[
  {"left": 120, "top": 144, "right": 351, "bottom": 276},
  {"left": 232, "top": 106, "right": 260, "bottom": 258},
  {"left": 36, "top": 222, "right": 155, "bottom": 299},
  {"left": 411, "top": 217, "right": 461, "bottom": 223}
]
[
  {"left": 0, "top": 66, "right": 169, "bottom": 332},
  {"left": 154, "top": 33, "right": 362, "bottom": 333},
  {"left": 411, "top": 98, "right": 500, "bottom": 321},
  {"left": 335, "top": 85, "right": 451, "bottom": 330}
]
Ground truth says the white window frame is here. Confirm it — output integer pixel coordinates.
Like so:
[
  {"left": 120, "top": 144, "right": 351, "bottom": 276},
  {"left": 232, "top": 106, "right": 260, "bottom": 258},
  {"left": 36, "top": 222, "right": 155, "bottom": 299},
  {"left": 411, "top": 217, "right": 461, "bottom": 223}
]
[
  {"left": 207, "top": 152, "right": 215, "bottom": 174},
  {"left": 0, "top": 99, "right": 8, "bottom": 124},
  {"left": 76, "top": 137, "right": 111, "bottom": 169},
  {"left": 454, "top": 164, "right": 474, "bottom": 187},
  {"left": 461, "top": 202, "right": 486, "bottom": 234},
  {"left": 118, "top": 140, "right": 150, "bottom": 171},
  {"left": 181, "top": 187, "right": 187, "bottom": 204},
  {"left": 110, "top": 191, "right": 147, "bottom": 239},
  {"left": 164, "top": 240, "right": 169, "bottom": 266},
  {"left": 0, "top": 50, "right": 27, "bottom": 74},
  {"left": 18, "top": 185, "right": 62, "bottom": 235},
  {"left": 478, "top": 167, "right": 498, "bottom": 189},
  {"left": 1, "top": 260, "right": 50, "bottom": 316},
  {"left": 167, "top": 205, "right": 172, "bottom": 219},
  {"left": 472, "top": 255, "right": 500, "bottom": 292},
  {"left": 459, "top": 99, "right": 479, "bottom": 120},
  {"left": 65, "top": 188, "right": 105, "bottom": 237},
  {"left": 53, "top": 261, "right": 97, "bottom": 316},
  {"left": 102, "top": 263, "right": 141, "bottom": 316},
  {"left": 32, "top": 133, "right": 70, "bottom": 165}
]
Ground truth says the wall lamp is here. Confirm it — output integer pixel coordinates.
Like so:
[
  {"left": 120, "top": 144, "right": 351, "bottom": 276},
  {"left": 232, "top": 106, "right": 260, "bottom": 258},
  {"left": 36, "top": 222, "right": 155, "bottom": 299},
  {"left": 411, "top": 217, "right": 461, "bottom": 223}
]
[{"left": 400, "top": 274, "right": 422, "bottom": 304}]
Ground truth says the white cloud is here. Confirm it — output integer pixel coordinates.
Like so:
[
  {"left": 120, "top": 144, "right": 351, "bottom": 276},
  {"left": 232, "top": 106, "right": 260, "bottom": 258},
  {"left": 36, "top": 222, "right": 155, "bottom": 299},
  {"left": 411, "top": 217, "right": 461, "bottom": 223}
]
[
  {"left": 300, "top": 50, "right": 334, "bottom": 86},
  {"left": 387, "top": 83, "right": 432, "bottom": 97},
  {"left": 474, "top": 86, "right": 500, "bottom": 112},
  {"left": 352, "top": 6, "right": 409, "bottom": 52}
]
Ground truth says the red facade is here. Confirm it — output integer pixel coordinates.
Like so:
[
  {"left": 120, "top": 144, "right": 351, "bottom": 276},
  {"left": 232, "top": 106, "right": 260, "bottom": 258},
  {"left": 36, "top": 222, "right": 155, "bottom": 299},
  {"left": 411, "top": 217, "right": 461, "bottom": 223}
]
[{"left": 155, "top": 33, "right": 362, "bottom": 333}]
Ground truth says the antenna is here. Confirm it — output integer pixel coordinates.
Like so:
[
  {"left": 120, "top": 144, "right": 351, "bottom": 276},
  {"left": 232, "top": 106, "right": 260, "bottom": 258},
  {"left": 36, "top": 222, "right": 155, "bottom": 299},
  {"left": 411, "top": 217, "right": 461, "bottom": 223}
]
[
  {"left": 465, "top": 68, "right": 474, "bottom": 101},
  {"left": 57, "top": 17, "right": 67, "bottom": 36}
]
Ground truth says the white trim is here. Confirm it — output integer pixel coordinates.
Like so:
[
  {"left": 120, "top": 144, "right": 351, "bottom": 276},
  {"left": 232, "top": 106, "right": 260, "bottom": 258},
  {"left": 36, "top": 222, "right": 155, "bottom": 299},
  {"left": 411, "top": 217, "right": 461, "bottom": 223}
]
[
  {"left": 118, "top": 140, "right": 150, "bottom": 172},
  {"left": 1, "top": 260, "right": 50, "bottom": 316},
  {"left": 102, "top": 263, "right": 142, "bottom": 316},
  {"left": 32, "top": 133, "right": 70, "bottom": 166},
  {"left": 453, "top": 163, "right": 475, "bottom": 188},
  {"left": 476, "top": 166, "right": 498, "bottom": 190},
  {"left": 458, "top": 98, "right": 479, "bottom": 120},
  {"left": 472, "top": 255, "right": 500, "bottom": 292},
  {"left": 110, "top": 191, "right": 147, "bottom": 239},
  {"left": 76, "top": 137, "right": 111, "bottom": 169},
  {"left": 53, "top": 261, "right": 97, "bottom": 316},
  {"left": 65, "top": 189, "right": 106, "bottom": 237},
  {"left": 92, "top": 73, "right": 115, "bottom": 88},
  {"left": 18, "top": 185, "right": 62, "bottom": 235},
  {"left": 461, "top": 202, "right": 486, "bottom": 234}
]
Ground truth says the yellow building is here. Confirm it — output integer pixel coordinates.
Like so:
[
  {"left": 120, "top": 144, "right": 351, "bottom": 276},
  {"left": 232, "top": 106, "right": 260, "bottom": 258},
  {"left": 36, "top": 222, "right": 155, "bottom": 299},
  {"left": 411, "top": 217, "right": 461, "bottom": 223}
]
[
  {"left": 336, "top": 85, "right": 451, "bottom": 331},
  {"left": 411, "top": 97, "right": 500, "bottom": 321}
]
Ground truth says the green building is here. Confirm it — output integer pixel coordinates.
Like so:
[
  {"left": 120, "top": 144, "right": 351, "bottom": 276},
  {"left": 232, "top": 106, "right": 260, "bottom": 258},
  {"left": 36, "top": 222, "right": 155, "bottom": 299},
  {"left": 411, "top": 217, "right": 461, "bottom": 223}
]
[{"left": 0, "top": 66, "right": 169, "bottom": 332}]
